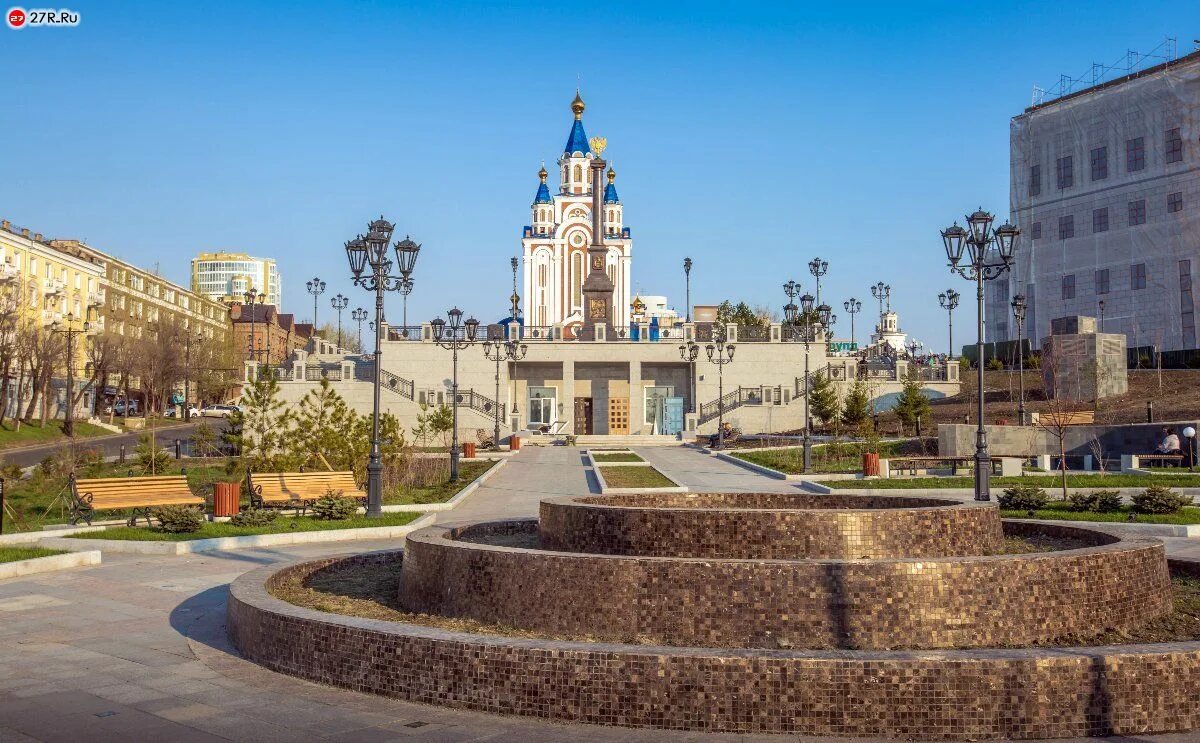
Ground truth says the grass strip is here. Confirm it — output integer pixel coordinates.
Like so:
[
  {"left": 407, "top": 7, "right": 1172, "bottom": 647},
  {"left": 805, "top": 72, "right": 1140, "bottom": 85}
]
[
  {"left": 592, "top": 452, "right": 644, "bottom": 463},
  {"left": 384, "top": 459, "right": 496, "bottom": 505},
  {"left": 836, "top": 474, "right": 1200, "bottom": 489},
  {"left": 600, "top": 465, "right": 676, "bottom": 489},
  {"left": 71, "top": 512, "right": 420, "bottom": 542},
  {"left": 0, "top": 546, "right": 67, "bottom": 563},
  {"left": 1002, "top": 501, "right": 1200, "bottom": 525}
]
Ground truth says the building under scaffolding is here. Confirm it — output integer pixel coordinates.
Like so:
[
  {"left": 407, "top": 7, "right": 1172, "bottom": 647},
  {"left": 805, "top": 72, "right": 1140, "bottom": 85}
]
[{"left": 988, "top": 44, "right": 1199, "bottom": 359}]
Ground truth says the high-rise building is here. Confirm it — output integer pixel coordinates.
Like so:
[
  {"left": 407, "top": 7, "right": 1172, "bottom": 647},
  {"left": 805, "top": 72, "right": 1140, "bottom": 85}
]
[
  {"left": 191, "top": 252, "right": 281, "bottom": 309},
  {"left": 990, "top": 48, "right": 1199, "bottom": 353}
]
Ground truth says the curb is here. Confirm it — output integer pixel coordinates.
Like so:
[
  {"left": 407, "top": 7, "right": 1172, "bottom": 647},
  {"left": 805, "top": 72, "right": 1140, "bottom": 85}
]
[
  {"left": 0, "top": 526, "right": 107, "bottom": 545},
  {"left": 37, "top": 514, "right": 434, "bottom": 555},
  {"left": 379, "top": 458, "right": 507, "bottom": 513},
  {"left": 1004, "top": 518, "right": 1200, "bottom": 538},
  {"left": 590, "top": 453, "right": 688, "bottom": 495},
  {"left": 714, "top": 451, "right": 800, "bottom": 480},
  {"left": 0, "top": 550, "right": 101, "bottom": 579}
]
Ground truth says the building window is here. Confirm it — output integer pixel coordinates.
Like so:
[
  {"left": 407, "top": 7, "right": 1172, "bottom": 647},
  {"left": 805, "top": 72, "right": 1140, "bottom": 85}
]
[
  {"left": 1131, "top": 263, "right": 1146, "bottom": 290},
  {"left": 1168, "top": 191, "right": 1183, "bottom": 213},
  {"left": 644, "top": 386, "right": 674, "bottom": 426},
  {"left": 1058, "top": 214, "right": 1074, "bottom": 240},
  {"left": 1030, "top": 221, "right": 1042, "bottom": 240},
  {"left": 1095, "top": 268, "right": 1110, "bottom": 295},
  {"left": 1092, "top": 207, "right": 1109, "bottom": 233},
  {"left": 1166, "top": 127, "right": 1183, "bottom": 164},
  {"left": 1126, "top": 137, "right": 1145, "bottom": 172},
  {"left": 1181, "top": 260, "right": 1196, "bottom": 347},
  {"left": 1090, "top": 146, "right": 1108, "bottom": 181},
  {"left": 1128, "top": 199, "right": 1146, "bottom": 226},
  {"left": 527, "top": 386, "right": 556, "bottom": 427},
  {"left": 1055, "top": 155, "right": 1073, "bottom": 190},
  {"left": 1061, "top": 274, "right": 1075, "bottom": 300},
  {"left": 1029, "top": 164, "right": 1041, "bottom": 196}
]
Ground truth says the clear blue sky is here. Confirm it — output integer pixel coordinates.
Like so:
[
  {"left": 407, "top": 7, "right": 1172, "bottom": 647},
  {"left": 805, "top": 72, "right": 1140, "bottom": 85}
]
[{"left": 2, "top": 1, "right": 1191, "bottom": 351}]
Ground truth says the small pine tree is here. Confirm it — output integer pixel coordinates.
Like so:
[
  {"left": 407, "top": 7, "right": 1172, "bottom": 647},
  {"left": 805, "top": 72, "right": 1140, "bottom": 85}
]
[
  {"left": 841, "top": 378, "right": 871, "bottom": 429},
  {"left": 807, "top": 371, "right": 840, "bottom": 431},
  {"left": 228, "top": 373, "right": 293, "bottom": 474},
  {"left": 892, "top": 368, "right": 932, "bottom": 435}
]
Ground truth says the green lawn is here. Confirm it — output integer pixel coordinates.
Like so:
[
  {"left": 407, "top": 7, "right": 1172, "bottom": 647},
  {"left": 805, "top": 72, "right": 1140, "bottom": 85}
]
[
  {"left": 0, "top": 421, "right": 119, "bottom": 452},
  {"left": 733, "top": 440, "right": 909, "bottom": 475},
  {"left": 383, "top": 459, "right": 496, "bottom": 505},
  {"left": 592, "top": 452, "right": 644, "bottom": 463},
  {"left": 600, "top": 465, "right": 677, "bottom": 489},
  {"left": 0, "top": 546, "right": 67, "bottom": 563},
  {"left": 2, "top": 458, "right": 235, "bottom": 534},
  {"left": 72, "top": 512, "right": 421, "bottom": 541},
  {"left": 1002, "top": 501, "right": 1200, "bottom": 525},
  {"left": 837, "top": 474, "right": 1200, "bottom": 490}
]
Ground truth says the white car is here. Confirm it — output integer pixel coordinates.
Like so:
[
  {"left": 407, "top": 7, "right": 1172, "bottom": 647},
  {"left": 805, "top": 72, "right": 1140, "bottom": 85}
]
[
  {"left": 165, "top": 406, "right": 201, "bottom": 419},
  {"left": 201, "top": 404, "right": 240, "bottom": 418}
]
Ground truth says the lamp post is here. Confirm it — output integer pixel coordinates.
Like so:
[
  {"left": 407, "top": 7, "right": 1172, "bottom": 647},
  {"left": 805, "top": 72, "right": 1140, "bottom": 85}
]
[
  {"left": 509, "top": 256, "right": 521, "bottom": 326},
  {"left": 683, "top": 257, "right": 693, "bottom": 322},
  {"left": 431, "top": 308, "right": 480, "bottom": 482},
  {"left": 306, "top": 276, "right": 326, "bottom": 331},
  {"left": 351, "top": 307, "right": 367, "bottom": 349},
  {"left": 346, "top": 218, "right": 421, "bottom": 518},
  {"left": 680, "top": 325, "right": 734, "bottom": 449},
  {"left": 399, "top": 277, "right": 414, "bottom": 332},
  {"left": 785, "top": 294, "right": 830, "bottom": 472},
  {"left": 182, "top": 330, "right": 203, "bottom": 420},
  {"left": 843, "top": 298, "right": 861, "bottom": 350},
  {"left": 938, "top": 289, "right": 960, "bottom": 358},
  {"left": 1012, "top": 294, "right": 1028, "bottom": 426},
  {"left": 871, "top": 281, "right": 891, "bottom": 316},
  {"left": 243, "top": 289, "right": 266, "bottom": 362},
  {"left": 482, "top": 334, "right": 528, "bottom": 449},
  {"left": 331, "top": 293, "right": 349, "bottom": 349},
  {"left": 1184, "top": 426, "right": 1197, "bottom": 471},
  {"left": 942, "top": 207, "right": 1020, "bottom": 501},
  {"left": 1098, "top": 299, "right": 1106, "bottom": 333},
  {"left": 907, "top": 339, "right": 922, "bottom": 360},
  {"left": 808, "top": 257, "right": 829, "bottom": 305},
  {"left": 50, "top": 313, "right": 90, "bottom": 437}
]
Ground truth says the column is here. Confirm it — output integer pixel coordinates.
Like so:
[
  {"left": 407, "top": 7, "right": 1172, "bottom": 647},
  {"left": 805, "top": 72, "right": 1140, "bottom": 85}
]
[
  {"left": 629, "top": 359, "right": 643, "bottom": 435},
  {"left": 562, "top": 359, "right": 576, "bottom": 434}
]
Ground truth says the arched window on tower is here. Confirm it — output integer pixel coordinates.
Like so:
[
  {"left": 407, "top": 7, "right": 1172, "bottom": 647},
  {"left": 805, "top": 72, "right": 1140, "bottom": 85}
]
[
  {"left": 571, "top": 252, "right": 583, "bottom": 313},
  {"left": 573, "top": 164, "right": 582, "bottom": 183}
]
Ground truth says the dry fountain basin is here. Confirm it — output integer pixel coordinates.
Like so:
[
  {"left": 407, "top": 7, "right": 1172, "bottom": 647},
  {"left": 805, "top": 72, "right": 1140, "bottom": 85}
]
[{"left": 228, "top": 492, "right": 1200, "bottom": 740}]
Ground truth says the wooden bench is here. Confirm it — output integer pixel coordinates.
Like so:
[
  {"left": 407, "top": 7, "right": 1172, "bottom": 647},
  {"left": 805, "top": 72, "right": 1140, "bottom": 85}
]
[
  {"left": 68, "top": 474, "right": 202, "bottom": 527},
  {"left": 245, "top": 470, "right": 366, "bottom": 513},
  {"left": 884, "top": 456, "right": 1014, "bottom": 477},
  {"left": 1030, "top": 410, "right": 1095, "bottom": 426},
  {"left": 1131, "top": 453, "right": 1185, "bottom": 469}
]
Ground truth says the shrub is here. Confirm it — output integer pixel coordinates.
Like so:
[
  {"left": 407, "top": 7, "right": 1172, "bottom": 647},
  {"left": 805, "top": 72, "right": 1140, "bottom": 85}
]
[
  {"left": 230, "top": 508, "right": 278, "bottom": 527},
  {"left": 986, "top": 357, "right": 1004, "bottom": 371},
  {"left": 998, "top": 485, "right": 1048, "bottom": 511},
  {"left": 0, "top": 462, "right": 23, "bottom": 482},
  {"left": 1131, "top": 486, "right": 1192, "bottom": 515},
  {"left": 134, "top": 433, "right": 172, "bottom": 472},
  {"left": 1067, "top": 490, "right": 1123, "bottom": 513},
  {"left": 152, "top": 505, "right": 205, "bottom": 533},
  {"left": 1026, "top": 354, "right": 1041, "bottom": 370},
  {"left": 310, "top": 490, "right": 357, "bottom": 520}
]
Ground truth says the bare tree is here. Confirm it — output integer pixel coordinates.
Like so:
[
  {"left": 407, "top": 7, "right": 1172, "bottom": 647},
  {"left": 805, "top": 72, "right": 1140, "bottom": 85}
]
[{"left": 1034, "top": 347, "right": 1088, "bottom": 500}]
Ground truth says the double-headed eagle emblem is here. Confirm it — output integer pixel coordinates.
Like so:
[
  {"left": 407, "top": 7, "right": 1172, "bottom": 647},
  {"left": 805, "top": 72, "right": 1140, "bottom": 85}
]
[{"left": 589, "top": 136, "right": 607, "bottom": 156}]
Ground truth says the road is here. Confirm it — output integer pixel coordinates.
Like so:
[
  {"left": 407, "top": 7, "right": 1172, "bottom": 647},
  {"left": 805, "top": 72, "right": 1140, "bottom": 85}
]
[{"left": 0, "top": 419, "right": 221, "bottom": 468}]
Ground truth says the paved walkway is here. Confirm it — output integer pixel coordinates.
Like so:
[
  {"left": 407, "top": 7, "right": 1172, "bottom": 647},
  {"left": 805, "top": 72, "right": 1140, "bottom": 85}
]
[{"left": 1, "top": 444, "right": 1198, "bottom": 742}]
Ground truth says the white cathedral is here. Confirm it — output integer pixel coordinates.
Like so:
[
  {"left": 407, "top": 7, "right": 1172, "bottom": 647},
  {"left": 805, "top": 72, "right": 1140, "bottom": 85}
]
[{"left": 521, "top": 92, "right": 633, "bottom": 329}]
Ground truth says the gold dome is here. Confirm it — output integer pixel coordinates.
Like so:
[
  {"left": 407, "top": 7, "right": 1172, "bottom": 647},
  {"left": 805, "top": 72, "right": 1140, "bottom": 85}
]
[
  {"left": 571, "top": 90, "right": 585, "bottom": 119},
  {"left": 607, "top": 165, "right": 616, "bottom": 183},
  {"left": 538, "top": 164, "right": 548, "bottom": 182}
]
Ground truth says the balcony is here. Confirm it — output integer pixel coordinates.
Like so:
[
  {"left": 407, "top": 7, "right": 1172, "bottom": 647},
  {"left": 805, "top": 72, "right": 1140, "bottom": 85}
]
[
  {"left": 42, "top": 278, "right": 66, "bottom": 296},
  {"left": 0, "top": 263, "right": 17, "bottom": 282},
  {"left": 41, "top": 310, "right": 64, "bottom": 327},
  {"left": 87, "top": 289, "right": 105, "bottom": 307}
]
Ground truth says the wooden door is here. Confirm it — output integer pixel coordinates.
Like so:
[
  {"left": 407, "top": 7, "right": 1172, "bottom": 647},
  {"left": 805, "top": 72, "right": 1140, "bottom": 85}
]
[
  {"left": 574, "top": 397, "right": 594, "bottom": 435},
  {"left": 608, "top": 397, "right": 630, "bottom": 435}
]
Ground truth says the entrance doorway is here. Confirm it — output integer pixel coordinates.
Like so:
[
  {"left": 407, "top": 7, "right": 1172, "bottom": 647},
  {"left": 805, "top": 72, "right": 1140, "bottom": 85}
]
[
  {"left": 574, "top": 397, "right": 594, "bottom": 435},
  {"left": 608, "top": 397, "right": 630, "bottom": 435}
]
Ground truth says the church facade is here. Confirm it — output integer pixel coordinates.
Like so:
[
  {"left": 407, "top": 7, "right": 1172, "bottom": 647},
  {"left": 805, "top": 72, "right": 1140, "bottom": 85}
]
[{"left": 521, "top": 93, "right": 633, "bottom": 329}]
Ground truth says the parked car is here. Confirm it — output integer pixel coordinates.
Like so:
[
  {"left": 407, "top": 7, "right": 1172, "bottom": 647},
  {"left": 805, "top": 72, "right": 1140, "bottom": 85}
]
[
  {"left": 165, "top": 406, "right": 201, "bottom": 419},
  {"left": 200, "top": 404, "right": 240, "bottom": 418},
  {"left": 108, "top": 400, "right": 140, "bottom": 416}
]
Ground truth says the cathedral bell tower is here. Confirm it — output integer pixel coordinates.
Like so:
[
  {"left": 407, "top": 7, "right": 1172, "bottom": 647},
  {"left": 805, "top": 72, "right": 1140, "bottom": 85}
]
[{"left": 582, "top": 151, "right": 615, "bottom": 330}]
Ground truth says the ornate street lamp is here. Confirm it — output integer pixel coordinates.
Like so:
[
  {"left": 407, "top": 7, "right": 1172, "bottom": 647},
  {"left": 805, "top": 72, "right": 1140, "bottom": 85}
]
[
  {"left": 182, "top": 329, "right": 203, "bottom": 420},
  {"left": 1098, "top": 299, "right": 1106, "bottom": 333},
  {"left": 942, "top": 207, "right": 1019, "bottom": 501},
  {"left": 1012, "top": 294, "right": 1028, "bottom": 425},
  {"left": 351, "top": 307, "right": 367, "bottom": 349},
  {"left": 331, "top": 293, "right": 349, "bottom": 349},
  {"left": 432, "top": 308, "right": 480, "bottom": 482},
  {"left": 808, "top": 257, "right": 829, "bottom": 305},
  {"left": 785, "top": 293, "right": 829, "bottom": 472},
  {"left": 306, "top": 276, "right": 325, "bottom": 330},
  {"left": 399, "top": 277, "right": 414, "bottom": 332},
  {"left": 50, "top": 313, "right": 90, "bottom": 436},
  {"left": 843, "top": 298, "right": 862, "bottom": 350},
  {"left": 938, "top": 289, "right": 960, "bottom": 358},
  {"left": 346, "top": 217, "right": 420, "bottom": 517},
  {"left": 243, "top": 289, "right": 266, "bottom": 363},
  {"left": 871, "top": 281, "right": 891, "bottom": 317},
  {"left": 482, "top": 333, "right": 528, "bottom": 450},
  {"left": 680, "top": 325, "right": 734, "bottom": 449},
  {"left": 509, "top": 256, "right": 521, "bottom": 326},
  {"left": 907, "top": 339, "right": 922, "bottom": 359},
  {"left": 683, "top": 257, "right": 693, "bottom": 322}
]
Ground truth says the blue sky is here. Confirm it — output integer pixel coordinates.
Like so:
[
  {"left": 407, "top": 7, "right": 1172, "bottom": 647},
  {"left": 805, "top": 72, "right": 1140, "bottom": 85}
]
[{"left": 1, "top": 1, "right": 1191, "bottom": 351}]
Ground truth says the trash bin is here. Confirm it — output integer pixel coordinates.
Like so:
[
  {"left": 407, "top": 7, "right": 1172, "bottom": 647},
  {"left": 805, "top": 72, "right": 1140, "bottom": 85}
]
[
  {"left": 462, "top": 442, "right": 476, "bottom": 459},
  {"left": 862, "top": 452, "right": 880, "bottom": 477},
  {"left": 213, "top": 482, "right": 241, "bottom": 517},
  {"left": 510, "top": 435, "right": 521, "bottom": 452}
]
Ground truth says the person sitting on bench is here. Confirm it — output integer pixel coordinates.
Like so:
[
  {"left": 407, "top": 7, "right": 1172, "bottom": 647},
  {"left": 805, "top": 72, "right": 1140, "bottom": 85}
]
[
  {"left": 1156, "top": 426, "right": 1182, "bottom": 464},
  {"left": 708, "top": 422, "right": 734, "bottom": 448}
]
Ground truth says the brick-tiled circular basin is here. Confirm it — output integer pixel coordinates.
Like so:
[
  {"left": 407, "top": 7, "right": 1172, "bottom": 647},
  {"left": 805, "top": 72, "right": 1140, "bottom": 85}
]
[
  {"left": 397, "top": 519, "right": 1171, "bottom": 650},
  {"left": 229, "top": 549, "right": 1200, "bottom": 740},
  {"left": 539, "top": 492, "right": 1004, "bottom": 559}
]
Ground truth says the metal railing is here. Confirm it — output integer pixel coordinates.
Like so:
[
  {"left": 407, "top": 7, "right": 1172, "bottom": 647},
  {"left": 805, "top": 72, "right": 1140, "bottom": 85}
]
[
  {"left": 518, "top": 325, "right": 556, "bottom": 341},
  {"left": 455, "top": 388, "right": 501, "bottom": 418},
  {"left": 739, "top": 325, "right": 771, "bottom": 342},
  {"left": 386, "top": 326, "right": 423, "bottom": 341},
  {"left": 698, "top": 386, "right": 765, "bottom": 425},
  {"left": 304, "top": 364, "right": 344, "bottom": 382}
]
